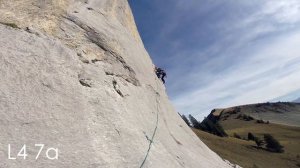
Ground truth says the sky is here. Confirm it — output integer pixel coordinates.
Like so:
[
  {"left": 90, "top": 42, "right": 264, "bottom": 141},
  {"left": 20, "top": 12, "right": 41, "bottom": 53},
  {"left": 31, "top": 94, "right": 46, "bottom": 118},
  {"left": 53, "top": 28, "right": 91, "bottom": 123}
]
[{"left": 129, "top": 0, "right": 300, "bottom": 120}]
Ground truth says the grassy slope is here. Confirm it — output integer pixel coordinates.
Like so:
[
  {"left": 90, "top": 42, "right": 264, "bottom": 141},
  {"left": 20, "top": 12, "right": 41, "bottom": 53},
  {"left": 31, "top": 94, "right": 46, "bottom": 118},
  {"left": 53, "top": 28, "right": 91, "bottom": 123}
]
[
  {"left": 193, "top": 118, "right": 300, "bottom": 168},
  {"left": 214, "top": 102, "right": 300, "bottom": 127}
]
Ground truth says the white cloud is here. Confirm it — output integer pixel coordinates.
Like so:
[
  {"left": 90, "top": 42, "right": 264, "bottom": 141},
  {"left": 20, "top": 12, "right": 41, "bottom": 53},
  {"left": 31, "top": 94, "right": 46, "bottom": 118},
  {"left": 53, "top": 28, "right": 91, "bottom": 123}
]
[
  {"left": 170, "top": 0, "right": 300, "bottom": 120},
  {"left": 262, "top": 0, "right": 300, "bottom": 24},
  {"left": 132, "top": 0, "right": 300, "bottom": 120},
  {"left": 174, "top": 30, "right": 300, "bottom": 119}
]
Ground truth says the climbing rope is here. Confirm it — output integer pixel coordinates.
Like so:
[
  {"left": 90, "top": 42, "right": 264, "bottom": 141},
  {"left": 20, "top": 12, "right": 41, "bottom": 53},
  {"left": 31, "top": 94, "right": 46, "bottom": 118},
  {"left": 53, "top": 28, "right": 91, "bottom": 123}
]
[{"left": 139, "top": 80, "right": 160, "bottom": 168}]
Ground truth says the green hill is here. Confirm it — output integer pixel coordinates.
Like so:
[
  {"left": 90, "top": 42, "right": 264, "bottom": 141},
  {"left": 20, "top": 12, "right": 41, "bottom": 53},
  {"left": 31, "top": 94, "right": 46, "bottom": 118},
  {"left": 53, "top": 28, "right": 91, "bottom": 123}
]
[{"left": 193, "top": 102, "right": 300, "bottom": 168}]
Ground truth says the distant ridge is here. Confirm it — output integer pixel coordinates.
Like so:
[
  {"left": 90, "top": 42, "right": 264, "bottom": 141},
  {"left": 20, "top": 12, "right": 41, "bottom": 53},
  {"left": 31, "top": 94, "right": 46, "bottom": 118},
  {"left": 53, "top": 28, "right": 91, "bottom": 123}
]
[
  {"left": 209, "top": 102, "right": 300, "bottom": 127},
  {"left": 293, "top": 97, "right": 300, "bottom": 103},
  {"left": 195, "top": 102, "right": 300, "bottom": 168}
]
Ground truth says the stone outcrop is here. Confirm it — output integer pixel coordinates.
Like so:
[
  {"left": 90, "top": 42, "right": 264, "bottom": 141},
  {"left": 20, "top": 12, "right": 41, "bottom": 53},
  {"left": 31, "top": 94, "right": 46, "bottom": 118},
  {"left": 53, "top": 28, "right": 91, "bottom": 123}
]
[{"left": 0, "top": 0, "right": 232, "bottom": 167}]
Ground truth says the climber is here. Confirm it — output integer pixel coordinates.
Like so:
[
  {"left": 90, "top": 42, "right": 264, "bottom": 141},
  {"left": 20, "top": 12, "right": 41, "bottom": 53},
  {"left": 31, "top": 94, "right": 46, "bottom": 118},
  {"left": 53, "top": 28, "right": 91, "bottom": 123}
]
[
  {"left": 160, "top": 69, "right": 166, "bottom": 84},
  {"left": 154, "top": 67, "right": 167, "bottom": 84},
  {"left": 155, "top": 67, "right": 161, "bottom": 78}
]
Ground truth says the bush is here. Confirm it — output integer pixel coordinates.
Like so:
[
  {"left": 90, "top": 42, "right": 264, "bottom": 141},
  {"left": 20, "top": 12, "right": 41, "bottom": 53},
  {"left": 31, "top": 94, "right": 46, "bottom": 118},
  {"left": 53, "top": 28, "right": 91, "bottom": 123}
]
[
  {"left": 264, "top": 134, "right": 284, "bottom": 153},
  {"left": 248, "top": 132, "right": 255, "bottom": 141},
  {"left": 243, "top": 114, "right": 254, "bottom": 121},
  {"left": 236, "top": 114, "right": 254, "bottom": 121},
  {"left": 236, "top": 114, "right": 242, "bottom": 119},
  {"left": 256, "top": 119, "right": 270, "bottom": 124},
  {"left": 233, "top": 133, "right": 242, "bottom": 139},
  {"left": 256, "top": 119, "right": 263, "bottom": 123}
]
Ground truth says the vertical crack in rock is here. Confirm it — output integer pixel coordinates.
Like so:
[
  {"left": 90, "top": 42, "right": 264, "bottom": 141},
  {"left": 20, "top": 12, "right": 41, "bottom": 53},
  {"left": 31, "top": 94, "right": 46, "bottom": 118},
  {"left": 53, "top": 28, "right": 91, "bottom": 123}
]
[
  {"left": 170, "top": 133, "right": 182, "bottom": 145},
  {"left": 105, "top": 71, "right": 138, "bottom": 86},
  {"left": 112, "top": 79, "right": 123, "bottom": 97},
  {"left": 163, "top": 117, "right": 182, "bottom": 146},
  {"left": 115, "top": 128, "right": 120, "bottom": 136}
]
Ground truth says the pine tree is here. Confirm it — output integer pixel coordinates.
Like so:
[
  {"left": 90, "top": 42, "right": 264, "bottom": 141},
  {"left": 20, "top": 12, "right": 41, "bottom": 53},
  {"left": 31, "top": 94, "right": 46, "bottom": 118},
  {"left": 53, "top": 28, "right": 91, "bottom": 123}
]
[
  {"left": 248, "top": 132, "right": 255, "bottom": 141},
  {"left": 254, "top": 137, "right": 264, "bottom": 147},
  {"left": 200, "top": 117, "right": 227, "bottom": 137},
  {"left": 264, "top": 134, "right": 284, "bottom": 153},
  {"left": 188, "top": 114, "right": 201, "bottom": 129},
  {"left": 181, "top": 114, "right": 190, "bottom": 127},
  {"left": 233, "top": 133, "right": 242, "bottom": 139}
]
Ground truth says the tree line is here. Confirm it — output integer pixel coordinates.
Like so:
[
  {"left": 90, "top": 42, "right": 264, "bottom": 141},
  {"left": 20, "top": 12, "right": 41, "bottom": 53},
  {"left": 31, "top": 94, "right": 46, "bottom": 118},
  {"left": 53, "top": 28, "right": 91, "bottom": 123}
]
[
  {"left": 180, "top": 114, "right": 227, "bottom": 137},
  {"left": 180, "top": 114, "right": 284, "bottom": 153}
]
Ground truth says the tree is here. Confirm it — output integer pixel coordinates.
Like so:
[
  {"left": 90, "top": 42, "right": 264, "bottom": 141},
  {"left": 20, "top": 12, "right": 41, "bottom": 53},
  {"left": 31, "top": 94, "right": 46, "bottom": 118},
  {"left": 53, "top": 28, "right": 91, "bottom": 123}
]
[
  {"left": 214, "top": 122, "right": 227, "bottom": 137},
  {"left": 188, "top": 114, "right": 201, "bottom": 129},
  {"left": 264, "top": 134, "right": 284, "bottom": 153},
  {"left": 254, "top": 137, "right": 264, "bottom": 147},
  {"left": 181, "top": 114, "right": 190, "bottom": 127},
  {"left": 248, "top": 132, "right": 255, "bottom": 141},
  {"left": 200, "top": 117, "right": 227, "bottom": 137}
]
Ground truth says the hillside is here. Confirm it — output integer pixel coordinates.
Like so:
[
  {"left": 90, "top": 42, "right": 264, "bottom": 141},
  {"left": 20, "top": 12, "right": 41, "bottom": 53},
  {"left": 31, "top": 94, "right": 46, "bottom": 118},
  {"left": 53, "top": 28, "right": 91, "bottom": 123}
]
[
  {"left": 294, "top": 98, "right": 300, "bottom": 103},
  {"left": 193, "top": 102, "right": 300, "bottom": 168},
  {"left": 0, "top": 0, "right": 232, "bottom": 167},
  {"left": 194, "top": 124, "right": 300, "bottom": 168},
  {"left": 210, "top": 102, "right": 300, "bottom": 127}
]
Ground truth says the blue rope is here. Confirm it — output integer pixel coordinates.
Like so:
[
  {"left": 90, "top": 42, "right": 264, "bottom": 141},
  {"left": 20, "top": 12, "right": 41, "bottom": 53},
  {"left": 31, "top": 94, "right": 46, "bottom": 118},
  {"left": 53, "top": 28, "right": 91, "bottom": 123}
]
[{"left": 139, "top": 83, "right": 160, "bottom": 168}]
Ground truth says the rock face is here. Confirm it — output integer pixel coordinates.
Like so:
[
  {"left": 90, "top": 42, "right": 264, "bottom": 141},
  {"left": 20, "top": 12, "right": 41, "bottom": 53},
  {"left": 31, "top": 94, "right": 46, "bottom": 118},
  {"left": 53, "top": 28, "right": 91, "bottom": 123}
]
[{"left": 0, "top": 0, "right": 231, "bottom": 167}]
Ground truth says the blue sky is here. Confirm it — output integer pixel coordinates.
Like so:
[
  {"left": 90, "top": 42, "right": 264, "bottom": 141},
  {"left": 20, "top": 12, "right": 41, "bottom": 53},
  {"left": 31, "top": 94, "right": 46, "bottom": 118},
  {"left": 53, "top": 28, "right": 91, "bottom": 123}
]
[{"left": 129, "top": 0, "right": 300, "bottom": 120}]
